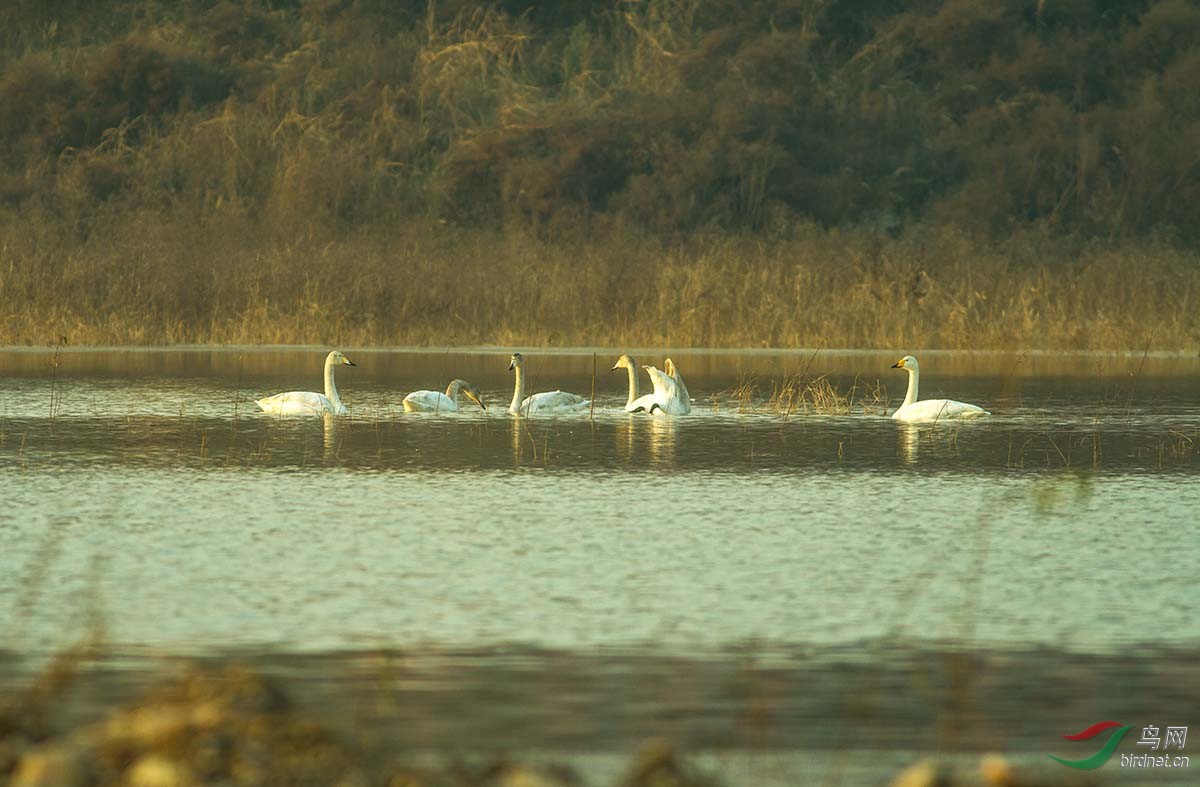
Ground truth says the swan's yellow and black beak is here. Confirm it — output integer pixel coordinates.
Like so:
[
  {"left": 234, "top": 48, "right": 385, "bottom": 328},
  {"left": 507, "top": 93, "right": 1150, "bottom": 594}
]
[
  {"left": 343, "top": 358, "right": 357, "bottom": 367},
  {"left": 508, "top": 360, "right": 515, "bottom": 371},
  {"left": 467, "top": 391, "right": 486, "bottom": 410},
  {"left": 890, "top": 359, "right": 905, "bottom": 369}
]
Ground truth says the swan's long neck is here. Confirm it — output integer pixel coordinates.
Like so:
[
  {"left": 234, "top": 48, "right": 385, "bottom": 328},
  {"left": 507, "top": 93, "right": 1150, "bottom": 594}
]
[
  {"left": 510, "top": 366, "right": 526, "bottom": 413},
  {"left": 445, "top": 379, "right": 464, "bottom": 402},
  {"left": 902, "top": 366, "right": 919, "bottom": 408},
  {"left": 623, "top": 360, "right": 640, "bottom": 407},
  {"left": 324, "top": 357, "right": 343, "bottom": 410}
]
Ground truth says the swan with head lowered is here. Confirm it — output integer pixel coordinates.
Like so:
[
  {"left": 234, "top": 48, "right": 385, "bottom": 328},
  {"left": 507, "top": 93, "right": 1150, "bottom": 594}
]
[
  {"left": 890, "top": 355, "right": 989, "bottom": 422},
  {"left": 612, "top": 354, "right": 664, "bottom": 413},
  {"left": 256, "top": 350, "right": 357, "bottom": 416},
  {"left": 403, "top": 379, "right": 486, "bottom": 413},
  {"left": 508, "top": 353, "right": 590, "bottom": 415},
  {"left": 642, "top": 357, "right": 692, "bottom": 415}
]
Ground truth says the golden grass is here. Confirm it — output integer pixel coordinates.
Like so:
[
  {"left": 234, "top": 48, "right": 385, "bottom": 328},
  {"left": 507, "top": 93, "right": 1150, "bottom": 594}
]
[
  {"left": 0, "top": 218, "right": 1195, "bottom": 350},
  {"left": 768, "top": 374, "right": 890, "bottom": 417},
  {"left": 710, "top": 369, "right": 889, "bottom": 416},
  {"left": 0, "top": 3, "right": 1198, "bottom": 350}
]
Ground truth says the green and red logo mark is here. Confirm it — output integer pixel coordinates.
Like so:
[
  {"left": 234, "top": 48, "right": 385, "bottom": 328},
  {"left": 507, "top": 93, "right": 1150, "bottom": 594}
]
[{"left": 1048, "top": 721, "right": 1134, "bottom": 769}]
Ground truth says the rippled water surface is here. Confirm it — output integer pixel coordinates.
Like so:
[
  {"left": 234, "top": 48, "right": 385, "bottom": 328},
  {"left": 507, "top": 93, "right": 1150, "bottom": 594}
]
[{"left": 2, "top": 347, "right": 1197, "bottom": 784}]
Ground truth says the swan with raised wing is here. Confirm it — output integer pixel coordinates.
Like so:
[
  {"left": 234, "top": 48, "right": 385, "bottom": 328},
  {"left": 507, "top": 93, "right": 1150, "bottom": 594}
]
[
  {"left": 612, "top": 354, "right": 663, "bottom": 413},
  {"left": 642, "top": 358, "right": 691, "bottom": 415},
  {"left": 257, "top": 350, "right": 356, "bottom": 416},
  {"left": 890, "top": 355, "right": 989, "bottom": 422},
  {"left": 403, "top": 379, "right": 486, "bottom": 413},
  {"left": 508, "top": 353, "right": 590, "bottom": 415},
  {"left": 665, "top": 358, "right": 692, "bottom": 410}
]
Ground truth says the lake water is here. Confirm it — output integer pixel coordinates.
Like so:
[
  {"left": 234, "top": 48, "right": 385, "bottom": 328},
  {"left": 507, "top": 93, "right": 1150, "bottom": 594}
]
[{"left": 1, "top": 347, "right": 1197, "bottom": 785}]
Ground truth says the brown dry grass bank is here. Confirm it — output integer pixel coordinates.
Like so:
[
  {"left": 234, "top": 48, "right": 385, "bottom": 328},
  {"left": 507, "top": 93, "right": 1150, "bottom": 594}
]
[
  {"left": 1, "top": 219, "right": 1195, "bottom": 350},
  {"left": 1, "top": 2, "right": 1198, "bottom": 350}
]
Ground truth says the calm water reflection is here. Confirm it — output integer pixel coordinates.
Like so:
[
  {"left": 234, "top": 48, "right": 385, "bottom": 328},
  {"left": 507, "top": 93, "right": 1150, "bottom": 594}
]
[{"left": 1, "top": 348, "right": 1196, "bottom": 784}]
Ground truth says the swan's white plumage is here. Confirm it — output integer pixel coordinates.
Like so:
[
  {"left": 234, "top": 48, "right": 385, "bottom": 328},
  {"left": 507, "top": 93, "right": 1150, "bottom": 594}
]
[
  {"left": 507, "top": 353, "right": 590, "bottom": 415},
  {"left": 517, "top": 390, "right": 591, "bottom": 415},
  {"left": 892, "top": 398, "right": 988, "bottom": 422},
  {"left": 665, "top": 358, "right": 692, "bottom": 411},
  {"left": 890, "top": 355, "right": 989, "bottom": 422},
  {"left": 626, "top": 393, "right": 661, "bottom": 413},
  {"left": 403, "top": 379, "right": 485, "bottom": 413},
  {"left": 403, "top": 390, "right": 457, "bottom": 413},
  {"left": 257, "top": 350, "right": 356, "bottom": 416},
  {"left": 612, "top": 354, "right": 665, "bottom": 413},
  {"left": 642, "top": 360, "right": 691, "bottom": 415},
  {"left": 257, "top": 390, "right": 342, "bottom": 416}
]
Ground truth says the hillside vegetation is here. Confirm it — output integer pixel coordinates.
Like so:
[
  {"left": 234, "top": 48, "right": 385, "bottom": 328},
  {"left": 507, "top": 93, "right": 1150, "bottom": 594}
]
[{"left": 1, "top": 0, "right": 1197, "bottom": 348}]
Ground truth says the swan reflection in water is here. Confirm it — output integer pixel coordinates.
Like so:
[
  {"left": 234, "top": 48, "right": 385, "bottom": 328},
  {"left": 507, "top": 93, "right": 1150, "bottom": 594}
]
[
  {"left": 614, "top": 417, "right": 635, "bottom": 462},
  {"left": 612, "top": 413, "right": 680, "bottom": 465},
  {"left": 323, "top": 413, "right": 340, "bottom": 461},
  {"left": 897, "top": 422, "right": 974, "bottom": 464},
  {"left": 511, "top": 416, "right": 551, "bottom": 466},
  {"left": 646, "top": 415, "right": 679, "bottom": 464},
  {"left": 897, "top": 423, "right": 919, "bottom": 464}
]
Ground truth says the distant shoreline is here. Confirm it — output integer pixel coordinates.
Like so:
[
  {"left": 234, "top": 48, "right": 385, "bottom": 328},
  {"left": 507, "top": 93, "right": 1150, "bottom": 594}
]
[{"left": 1, "top": 345, "right": 1195, "bottom": 359}]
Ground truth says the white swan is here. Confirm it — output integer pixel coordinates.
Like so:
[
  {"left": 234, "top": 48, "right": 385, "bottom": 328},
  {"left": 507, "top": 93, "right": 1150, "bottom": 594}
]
[
  {"left": 508, "top": 352, "right": 590, "bottom": 415},
  {"left": 256, "top": 350, "right": 356, "bottom": 416},
  {"left": 642, "top": 358, "right": 691, "bottom": 415},
  {"left": 403, "top": 379, "right": 486, "bottom": 413},
  {"left": 612, "top": 354, "right": 663, "bottom": 413},
  {"left": 890, "top": 355, "right": 989, "bottom": 422},
  {"left": 665, "top": 358, "right": 692, "bottom": 410}
]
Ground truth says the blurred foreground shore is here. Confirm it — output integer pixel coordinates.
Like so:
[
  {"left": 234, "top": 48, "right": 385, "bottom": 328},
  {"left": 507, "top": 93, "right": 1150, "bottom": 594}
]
[{"left": 4, "top": 646, "right": 1194, "bottom": 787}]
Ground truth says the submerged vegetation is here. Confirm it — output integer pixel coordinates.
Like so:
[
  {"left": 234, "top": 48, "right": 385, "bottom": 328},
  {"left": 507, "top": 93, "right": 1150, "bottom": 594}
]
[{"left": 0, "top": 0, "right": 1198, "bottom": 348}]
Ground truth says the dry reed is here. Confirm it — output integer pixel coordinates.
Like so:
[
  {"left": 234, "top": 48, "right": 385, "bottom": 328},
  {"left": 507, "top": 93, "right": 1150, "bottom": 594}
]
[
  {"left": 1, "top": 3, "right": 1198, "bottom": 349},
  {"left": 1, "top": 222, "right": 1196, "bottom": 349}
]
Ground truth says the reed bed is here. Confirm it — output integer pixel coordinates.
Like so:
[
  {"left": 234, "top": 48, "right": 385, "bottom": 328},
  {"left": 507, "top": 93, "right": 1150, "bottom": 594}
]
[
  {"left": 1, "top": 221, "right": 1196, "bottom": 349},
  {"left": 767, "top": 374, "right": 890, "bottom": 417},
  {"left": 1, "top": 2, "right": 1198, "bottom": 349},
  {"left": 709, "top": 369, "right": 889, "bottom": 415}
]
